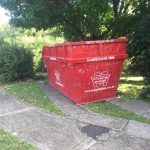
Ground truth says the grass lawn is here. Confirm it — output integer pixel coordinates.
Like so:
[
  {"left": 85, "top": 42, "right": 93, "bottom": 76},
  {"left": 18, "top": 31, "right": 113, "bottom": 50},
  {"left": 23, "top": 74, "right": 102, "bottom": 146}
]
[
  {"left": 87, "top": 101, "right": 150, "bottom": 124},
  {"left": 87, "top": 76, "right": 150, "bottom": 124},
  {"left": 5, "top": 80, "right": 63, "bottom": 115},
  {"left": 118, "top": 76, "right": 145, "bottom": 100},
  {"left": 0, "top": 129, "right": 37, "bottom": 150},
  {"left": 4, "top": 75, "right": 150, "bottom": 124}
]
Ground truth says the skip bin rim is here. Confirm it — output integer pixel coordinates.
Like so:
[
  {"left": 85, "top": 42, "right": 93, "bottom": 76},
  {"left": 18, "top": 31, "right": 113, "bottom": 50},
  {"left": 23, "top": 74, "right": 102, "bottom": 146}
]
[
  {"left": 44, "top": 54, "right": 128, "bottom": 64},
  {"left": 44, "top": 38, "right": 128, "bottom": 48}
]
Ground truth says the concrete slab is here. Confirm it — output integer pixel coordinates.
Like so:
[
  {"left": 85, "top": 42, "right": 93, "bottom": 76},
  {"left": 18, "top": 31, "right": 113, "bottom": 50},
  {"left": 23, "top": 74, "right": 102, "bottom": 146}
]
[
  {"left": 0, "top": 87, "right": 31, "bottom": 114},
  {"left": 39, "top": 82, "right": 128, "bottom": 131},
  {"left": 88, "top": 134, "right": 150, "bottom": 150},
  {"left": 1, "top": 84, "right": 150, "bottom": 150},
  {"left": 39, "top": 82, "right": 88, "bottom": 116},
  {"left": 111, "top": 99, "right": 150, "bottom": 116},
  {"left": 73, "top": 113, "right": 128, "bottom": 131},
  {"left": 0, "top": 108, "right": 97, "bottom": 150},
  {"left": 73, "top": 137, "right": 96, "bottom": 150},
  {"left": 124, "top": 120, "right": 150, "bottom": 140}
]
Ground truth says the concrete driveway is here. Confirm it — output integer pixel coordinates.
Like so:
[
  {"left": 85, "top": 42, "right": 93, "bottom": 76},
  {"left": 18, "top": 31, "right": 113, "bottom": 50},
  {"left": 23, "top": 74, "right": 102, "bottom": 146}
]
[{"left": 0, "top": 86, "right": 150, "bottom": 150}]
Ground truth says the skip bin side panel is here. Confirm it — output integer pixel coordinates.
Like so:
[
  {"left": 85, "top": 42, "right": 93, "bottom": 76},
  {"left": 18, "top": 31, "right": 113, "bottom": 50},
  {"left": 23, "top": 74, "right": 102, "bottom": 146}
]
[
  {"left": 47, "top": 61, "right": 82, "bottom": 103},
  {"left": 45, "top": 59, "right": 125, "bottom": 105},
  {"left": 72, "top": 59, "right": 124, "bottom": 104}
]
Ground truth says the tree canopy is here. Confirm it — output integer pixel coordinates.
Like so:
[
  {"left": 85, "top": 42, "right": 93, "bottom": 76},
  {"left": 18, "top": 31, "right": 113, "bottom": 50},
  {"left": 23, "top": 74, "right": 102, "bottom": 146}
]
[{"left": 0, "top": 0, "right": 147, "bottom": 41}]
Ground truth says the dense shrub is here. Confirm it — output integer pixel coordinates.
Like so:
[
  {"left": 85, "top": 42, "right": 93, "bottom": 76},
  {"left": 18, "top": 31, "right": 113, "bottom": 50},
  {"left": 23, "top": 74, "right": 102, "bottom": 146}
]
[
  {"left": 0, "top": 44, "right": 34, "bottom": 82},
  {"left": 140, "top": 85, "right": 150, "bottom": 99},
  {"left": 128, "top": 14, "right": 150, "bottom": 82},
  {"left": 0, "top": 25, "right": 64, "bottom": 72},
  {"left": 127, "top": 14, "right": 150, "bottom": 98}
]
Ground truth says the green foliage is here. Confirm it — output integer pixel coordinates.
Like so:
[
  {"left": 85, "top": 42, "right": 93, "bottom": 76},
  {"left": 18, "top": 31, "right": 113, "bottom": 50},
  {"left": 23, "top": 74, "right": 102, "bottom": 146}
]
[
  {"left": 128, "top": 14, "right": 150, "bottom": 80},
  {"left": 121, "top": 60, "right": 133, "bottom": 76},
  {"left": 118, "top": 76, "right": 144, "bottom": 100},
  {"left": 107, "top": 0, "right": 150, "bottom": 38},
  {"left": 107, "top": 1, "right": 150, "bottom": 87},
  {"left": 140, "top": 85, "right": 150, "bottom": 100},
  {"left": 0, "top": 0, "right": 146, "bottom": 41},
  {"left": 0, "top": 0, "right": 112, "bottom": 40},
  {"left": 0, "top": 25, "right": 64, "bottom": 71},
  {"left": 5, "top": 81, "right": 64, "bottom": 115},
  {"left": 0, "top": 129, "right": 37, "bottom": 150},
  {"left": 0, "top": 44, "right": 34, "bottom": 82},
  {"left": 87, "top": 101, "right": 150, "bottom": 124}
]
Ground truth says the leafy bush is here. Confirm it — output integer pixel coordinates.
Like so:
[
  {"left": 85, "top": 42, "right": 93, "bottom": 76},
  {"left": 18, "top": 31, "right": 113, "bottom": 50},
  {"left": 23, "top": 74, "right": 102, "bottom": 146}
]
[
  {"left": 128, "top": 14, "right": 150, "bottom": 81},
  {"left": 0, "top": 25, "right": 64, "bottom": 72},
  {"left": 140, "top": 85, "right": 150, "bottom": 100},
  {"left": 0, "top": 44, "right": 34, "bottom": 82},
  {"left": 127, "top": 14, "right": 150, "bottom": 98}
]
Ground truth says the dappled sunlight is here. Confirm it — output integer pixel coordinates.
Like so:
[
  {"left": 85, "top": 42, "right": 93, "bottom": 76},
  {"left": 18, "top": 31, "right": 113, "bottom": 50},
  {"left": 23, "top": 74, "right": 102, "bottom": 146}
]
[
  {"left": 120, "top": 76, "right": 144, "bottom": 82},
  {"left": 127, "top": 76, "right": 144, "bottom": 81},
  {"left": 118, "top": 76, "right": 145, "bottom": 100},
  {"left": 118, "top": 84, "right": 143, "bottom": 99}
]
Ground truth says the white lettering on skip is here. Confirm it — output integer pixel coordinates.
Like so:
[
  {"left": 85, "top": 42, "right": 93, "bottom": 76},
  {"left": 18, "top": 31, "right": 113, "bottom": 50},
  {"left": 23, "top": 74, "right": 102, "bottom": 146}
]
[{"left": 87, "top": 56, "right": 115, "bottom": 62}]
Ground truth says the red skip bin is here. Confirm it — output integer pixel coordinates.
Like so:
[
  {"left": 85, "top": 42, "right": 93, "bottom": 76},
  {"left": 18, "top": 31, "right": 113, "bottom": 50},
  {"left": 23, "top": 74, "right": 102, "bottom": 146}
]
[{"left": 42, "top": 38, "right": 128, "bottom": 104}]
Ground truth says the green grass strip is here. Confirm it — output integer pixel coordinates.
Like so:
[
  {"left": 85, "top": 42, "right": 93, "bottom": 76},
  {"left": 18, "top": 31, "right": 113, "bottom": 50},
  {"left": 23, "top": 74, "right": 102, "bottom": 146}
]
[
  {"left": 0, "top": 129, "right": 37, "bottom": 150},
  {"left": 87, "top": 101, "right": 150, "bottom": 124},
  {"left": 5, "top": 81, "right": 63, "bottom": 115}
]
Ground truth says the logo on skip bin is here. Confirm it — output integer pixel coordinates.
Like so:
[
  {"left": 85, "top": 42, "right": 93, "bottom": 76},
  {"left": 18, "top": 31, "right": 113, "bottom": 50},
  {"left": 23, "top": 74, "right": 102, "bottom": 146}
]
[
  {"left": 54, "top": 70, "right": 64, "bottom": 87},
  {"left": 91, "top": 71, "right": 110, "bottom": 88}
]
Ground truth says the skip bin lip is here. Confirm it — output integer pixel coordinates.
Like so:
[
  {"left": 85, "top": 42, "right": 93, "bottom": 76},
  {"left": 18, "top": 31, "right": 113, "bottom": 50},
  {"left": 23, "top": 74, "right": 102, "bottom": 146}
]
[
  {"left": 43, "top": 54, "right": 128, "bottom": 64},
  {"left": 43, "top": 38, "right": 128, "bottom": 48}
]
